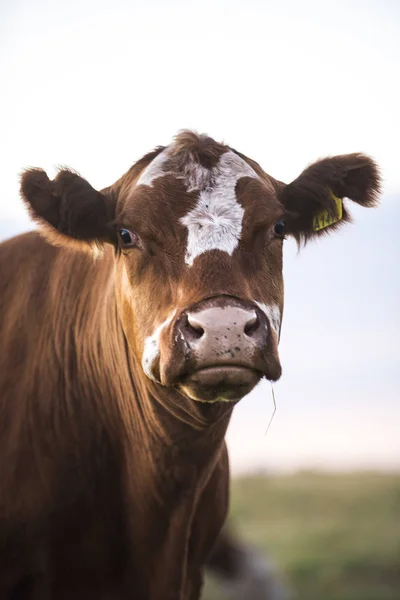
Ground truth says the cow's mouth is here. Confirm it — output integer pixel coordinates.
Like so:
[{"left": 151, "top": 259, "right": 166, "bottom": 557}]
[{"left": 176, "top": 365, "right": 262, "bottom": 403}]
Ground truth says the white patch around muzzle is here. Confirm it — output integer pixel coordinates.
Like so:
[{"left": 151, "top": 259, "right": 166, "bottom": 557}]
[
  {"left": 142, "top": 313, "right": 175, "bottom": 381},
  {"left": 255, "top": 302, "right": 281, "bottom": 339}
]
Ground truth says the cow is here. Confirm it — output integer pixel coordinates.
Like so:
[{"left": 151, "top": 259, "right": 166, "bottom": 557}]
[
  {"left": 0, "top": 130, "right": 380, "bottom": 599},
  {"left": 205, "top": 526, "right": 289, "bottom": 599}
]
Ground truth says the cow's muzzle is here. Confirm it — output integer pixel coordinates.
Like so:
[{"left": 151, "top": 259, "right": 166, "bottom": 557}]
[{"left": 168, "top": 296, "right": 281, "bottom": 403}]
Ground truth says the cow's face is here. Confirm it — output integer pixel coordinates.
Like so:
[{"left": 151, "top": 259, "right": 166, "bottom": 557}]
[
  {"left": 21, "top": 131, "right": 380, "bottom": 403},
  {"left": 114, "top": 140, "right": 284, "bottom": 402}
]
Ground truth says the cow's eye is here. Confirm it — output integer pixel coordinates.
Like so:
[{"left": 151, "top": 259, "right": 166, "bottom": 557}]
[
  {"left": 118, "top": 228, "right": 139, "bottom": 248},
  {"left": 274, "top": 220, "right": 286, "bottom": 237}
]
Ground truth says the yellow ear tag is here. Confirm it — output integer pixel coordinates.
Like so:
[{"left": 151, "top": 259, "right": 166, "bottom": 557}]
[{"left": 313, "top": 190, "right": 343, "bottom": 232}]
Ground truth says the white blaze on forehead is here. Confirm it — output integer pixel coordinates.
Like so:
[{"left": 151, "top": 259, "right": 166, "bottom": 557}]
[
  {"left": 178, "top": 160, "right": 212, "bottom": 192},
  {"left": 255, "top": 302, "right": 281, "bottom": 338},
  {"left": 136, "top": 145, "right": 212, "bottom": 191},
  {"left": 180, "top": 151, "right": 258, "bottom": 266},
  {"left": 135, "top": 145, "right": 258, "bottom": 266},
  {"left": 142, "top": 313, "right": 175, "bottom": 380},
  {"left": 136, "top": 149, "right": 170, "bottom": 187}
]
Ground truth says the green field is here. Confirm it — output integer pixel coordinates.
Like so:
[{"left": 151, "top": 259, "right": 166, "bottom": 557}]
[{"left": 203, "top": 472, "right": 400, "bottom": 600}]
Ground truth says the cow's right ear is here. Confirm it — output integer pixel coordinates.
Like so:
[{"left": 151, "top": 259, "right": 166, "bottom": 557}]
[
  {"left": 278, "top": 153, "right": 380, "bottom": 244},
  {"left": 20, "top": 168, "right": 116, "bottom": 249}
]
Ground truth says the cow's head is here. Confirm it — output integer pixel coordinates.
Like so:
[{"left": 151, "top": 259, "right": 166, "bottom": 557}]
[{"left": 21, "top": 131, "right": 380, "bottom": 403}]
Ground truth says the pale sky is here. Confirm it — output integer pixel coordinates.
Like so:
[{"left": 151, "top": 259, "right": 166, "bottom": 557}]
[{"left": 1, "top": 0, "right": 399, "bottom": 472}]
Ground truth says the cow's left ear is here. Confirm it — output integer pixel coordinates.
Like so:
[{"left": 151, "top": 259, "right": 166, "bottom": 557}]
[
  {"left": 20, "top": 168, "right": 116, "bottom": 250},
  {"left": 280, "top": 153, "right": 381, "bottom": 243}
]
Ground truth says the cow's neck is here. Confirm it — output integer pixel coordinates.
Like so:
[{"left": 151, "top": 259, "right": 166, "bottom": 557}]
[
  {"left": 112, "top": 301, "right": 233, "bottom": 597},
  {"left": 47, "top": 248, "right": 231, "bottom": 597},
  {"left": 123, "top": 348, "right": 233, "bottom": 475},
  {"left": 120, "top": 359, "right": 232, "bottom": 598}
]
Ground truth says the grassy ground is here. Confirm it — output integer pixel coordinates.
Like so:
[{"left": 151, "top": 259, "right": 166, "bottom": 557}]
[{"left": 203, "top": 472, "right": 400, "bottom": 600}]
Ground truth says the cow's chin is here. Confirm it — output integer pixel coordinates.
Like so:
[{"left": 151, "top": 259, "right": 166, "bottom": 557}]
[{"left": 176, "top": 366, "right": 263, "bottom": 403}]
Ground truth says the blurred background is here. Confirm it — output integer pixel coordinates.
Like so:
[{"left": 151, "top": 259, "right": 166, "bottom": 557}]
[{"left": 1, "top": 1, "right": 399, "bottom": 598}]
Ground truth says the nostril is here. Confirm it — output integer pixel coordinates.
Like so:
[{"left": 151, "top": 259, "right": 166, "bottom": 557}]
[
  {"left": 244, "top": 313, "right": 259, "bottom": 337},
  {"left": 186, "top": 314, "right": 205, "bottom": 339}
]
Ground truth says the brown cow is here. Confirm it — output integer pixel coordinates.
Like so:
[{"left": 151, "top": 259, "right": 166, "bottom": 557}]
[{"left": 0, "top": 131, "right": 380, "bottom": 599}]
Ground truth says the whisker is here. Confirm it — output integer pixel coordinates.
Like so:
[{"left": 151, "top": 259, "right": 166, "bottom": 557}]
[{"left": 264, "top": 382, "right": 277, "bottom": 436}]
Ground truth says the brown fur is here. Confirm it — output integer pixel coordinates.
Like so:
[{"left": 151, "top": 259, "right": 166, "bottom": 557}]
[
  {"left": 0, "top": 131, "right": 380, "bottom": 599},
  {"left": 281, "top": 152, "right": 381, "bottom": 244},
  {"left": 169, "top": 130, "right": 227, "bottom": 169}
]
